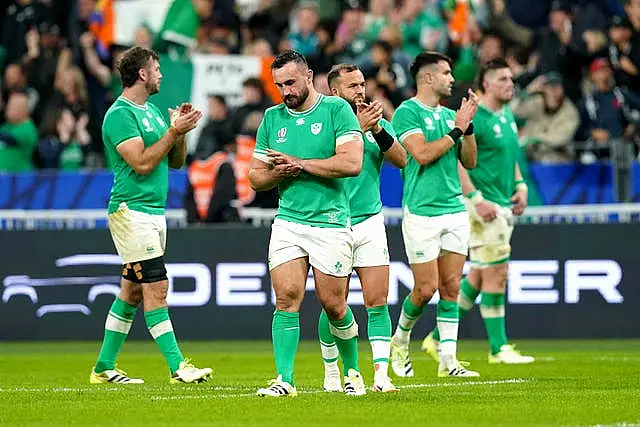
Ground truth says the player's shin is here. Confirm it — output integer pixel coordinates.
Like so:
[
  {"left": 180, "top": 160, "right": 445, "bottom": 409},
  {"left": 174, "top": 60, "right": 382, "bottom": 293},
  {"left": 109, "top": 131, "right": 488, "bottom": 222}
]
[
  {"left": 95, "top": 298, "right": 137, "bottom": 373},
  {"left": 144, "top": 307, "right": 185, "bottom": 374},
  {"left": 272, "top": 310, "right": 300, "bottom": 385},
  {"left": 480, "top": 292, "right": 508, "bottom": 355},
  {"left": 393, "top": 295, "right": 425, "bottom": 345},
  {"left": 318, "top": 310, "right": 340, "bottom": 377},
  {"left": 328, "top": 306, "right": 360, "bottom": 375},
  {"left": 437, "top": 299, "right": 460, "bottom": 361},
  {"left": 367, "top": 305, "right": 391, "bottom": 379},
  {"left": 433, "top": 276, "right": 480, "bottom": 341}
]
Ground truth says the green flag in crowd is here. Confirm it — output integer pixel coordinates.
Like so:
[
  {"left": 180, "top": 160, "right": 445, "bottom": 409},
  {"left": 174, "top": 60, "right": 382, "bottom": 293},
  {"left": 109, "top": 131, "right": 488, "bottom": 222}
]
[{"left": 153, "top": 0, "right": 200, "bottom": 58}]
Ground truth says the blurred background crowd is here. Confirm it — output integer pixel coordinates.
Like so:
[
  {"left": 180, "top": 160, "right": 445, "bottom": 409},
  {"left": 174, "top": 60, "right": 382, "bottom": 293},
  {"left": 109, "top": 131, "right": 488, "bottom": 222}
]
[{"left": 0, "top": 0, "right": 639, "bottom": 219}]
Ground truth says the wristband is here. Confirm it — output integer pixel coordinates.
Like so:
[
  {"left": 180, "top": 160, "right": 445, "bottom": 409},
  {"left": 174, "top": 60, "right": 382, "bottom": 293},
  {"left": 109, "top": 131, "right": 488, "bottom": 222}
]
[
  {"left": 373, "top": 127, "right": 395, "bottom": 152},
  {"left": 464, "top": 122, "right": 474, "bottom": 135},
  {"left": 467, "top": 190, "right": 484, "bottom": 206},
  {"left": 515, "top": 179, "right": 528, "bottom": 192},
  {"left": 447, "top": 127, "right": 463, "bottom": 143}
]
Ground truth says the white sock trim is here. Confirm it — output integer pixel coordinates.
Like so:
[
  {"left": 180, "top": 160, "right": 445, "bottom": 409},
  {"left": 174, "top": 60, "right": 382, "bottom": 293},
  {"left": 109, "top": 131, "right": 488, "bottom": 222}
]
[
  {"left": 479, "top": 305, "right": 505, "bottom": 319},
  {"left": 105, "top": 314, "right": 132, "bottom": 334},
  {"left": 148, "top": 319, "right": 174, "bottom": 339}
]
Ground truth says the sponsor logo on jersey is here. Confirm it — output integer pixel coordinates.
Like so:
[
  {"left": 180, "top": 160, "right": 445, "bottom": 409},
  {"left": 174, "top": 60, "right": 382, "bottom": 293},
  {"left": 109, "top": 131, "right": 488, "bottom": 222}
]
[
  {"left": 296, "top": 118, "right": 305, "bottom": 125},
  {"left": 311, "top": 123, "right": 323, "bottom": 135},
  {"left": 510, "top": 122, "right": 518, "bottom": 133},
  {"left": 276, "top": 127, "right": 287, "bottom": 143},
  {"left": 155, "top": 117, "right": 166, "bottom": 128},
  {"left": 493, "top": 124, "right": 503, "bottom": 138}
]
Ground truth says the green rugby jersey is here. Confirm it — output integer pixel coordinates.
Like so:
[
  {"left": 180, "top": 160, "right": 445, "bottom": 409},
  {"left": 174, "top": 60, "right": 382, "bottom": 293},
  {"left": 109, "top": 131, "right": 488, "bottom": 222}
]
[
  {"left": 253, "top": 94, "right": 362, "bottom": 228},
  {"left": 392, "top": 98, "right": 465, "bottom": 217},
  {"left": 347, "top": 118, "right": 397, "bottom": 225},
  {"left": 103, "top": 96, "right": 170, "bottom": 215},
  {"left": 469, "top": 103, "right": 520, "bottom": 207}
]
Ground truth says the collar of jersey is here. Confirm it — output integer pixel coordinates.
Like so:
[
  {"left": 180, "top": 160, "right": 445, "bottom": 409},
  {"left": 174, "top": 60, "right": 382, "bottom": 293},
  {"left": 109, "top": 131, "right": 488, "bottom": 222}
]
[
  {"left": 118, "top": 96, "right": 149, "bottom": 111},
  {"left": 411, "top": 97, "right": 441, "bottom": 112},
  {"left": 478, "top": 102, "right": 506, "bottom": 116},
  {"left": 285, "top": 93, "right": 323, "bottom": 117}
]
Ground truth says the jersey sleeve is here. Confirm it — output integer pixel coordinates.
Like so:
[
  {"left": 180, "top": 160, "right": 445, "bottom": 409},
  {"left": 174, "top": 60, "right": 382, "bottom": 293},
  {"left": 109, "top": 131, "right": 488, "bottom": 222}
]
[
  {"left": 391, "top": 106, "right": 422, "bottom": 143},
  {"left": 104, "top": 107, "right": 141, "bottom": 147},
  {"left": 333, "top": 98, "right": 363, "bottom": 147},
  {"left": 252, "top": 113, "right": 270, "bottom": 163}
]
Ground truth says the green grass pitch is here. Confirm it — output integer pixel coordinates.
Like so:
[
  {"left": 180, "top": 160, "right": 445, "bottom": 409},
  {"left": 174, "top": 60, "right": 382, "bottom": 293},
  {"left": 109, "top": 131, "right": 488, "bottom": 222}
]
[{"left": 1, "top": 340, "right": 639, "bottom": 426}]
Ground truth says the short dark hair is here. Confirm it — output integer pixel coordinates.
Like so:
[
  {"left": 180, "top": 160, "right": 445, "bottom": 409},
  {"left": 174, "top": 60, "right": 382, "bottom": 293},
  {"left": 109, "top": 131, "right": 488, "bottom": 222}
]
[
  {"left": 208, "top": 94, "right": 226, "bottom": 106},
  {"left": 371, "top": 40, "right": 393, "bottom": 56},
  {"left": 327, "top": 63, "right": 359, "bottom": 89},
  {"left": 409, "top": 51, "right": 452, "bottom": 81},
  {"left": 476, "top": 58, "right": 510, "bottom": 90},
  {"left": 271, "top": 49, "right": 308, "bottom": 71},
  {"left": 243, "top": 77, "right": 264, "bottom": 90},
  {"left": 118, "top": 47, "right": 159, "bottom": 88}
]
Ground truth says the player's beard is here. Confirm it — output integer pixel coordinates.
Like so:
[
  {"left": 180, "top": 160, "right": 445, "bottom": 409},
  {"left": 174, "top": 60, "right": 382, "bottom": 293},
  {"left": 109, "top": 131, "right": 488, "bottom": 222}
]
[
  {"left": 284, "top": 85, "right": 309, "bottom": 109},
  {"left": 146, "top": 80, "right": 160, "bottom": 95}
]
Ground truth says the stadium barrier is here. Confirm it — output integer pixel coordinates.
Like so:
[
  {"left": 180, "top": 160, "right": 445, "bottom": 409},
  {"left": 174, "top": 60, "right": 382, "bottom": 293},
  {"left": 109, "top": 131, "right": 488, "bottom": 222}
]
[{"left": 0, "top": 224, "right": 635, "bottom": 340}]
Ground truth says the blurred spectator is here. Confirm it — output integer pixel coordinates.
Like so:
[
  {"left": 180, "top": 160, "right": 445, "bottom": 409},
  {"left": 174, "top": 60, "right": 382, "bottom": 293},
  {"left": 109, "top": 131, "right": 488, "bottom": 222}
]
[
  {"left": 1, "top": 0, "right": 46, "bottom": 65},
  {"left": 246, "top": 0, "right": 290, "bottom": 53},
  {"left": 21, "top": 21, "right": 71, "bottom": 123},
  {"left": 362, "top": 0, "right": 393, "bottom": 44},
  {"left": 512, "top": 72, "right": 580, "bottom": 163},
  {"left": 314, "top": 72, "right": 331, "bottom": 95},
  {"left": 186, "top": 141, "right": 240, "bottom": 224},
  {"left": 193, "top": 94, "right": 233, "bottom": 161},
  {"left": 307, "top": 19, "right": 339, "bottom": 73},
  {"left": 335, "top": 4, "right": 368, "bottom": 59},
  {"left": 363, "top": 40, "right": 406, "bottom": 106},
  {"left": 243, "top": 38, "right": 274, "bottom": 56},
  {"left": 0, "top": 92, "right": 38, "bottom": 172},
  {"left": 1, "top": 63, "right": 39, "bottom": 116},
  {"left": 37, "top": 108, "right": 91, "bottom": 170},
  {"left": 230, "top": 77, "right": 271, "bottom": 136},
  {"left": 607, "top": 15, "right": 640, "bottom": 94},
  {"left": 133, "top": 25, "right": 153, "bottom": 50},
  {"left": 288, "top": 1, "right": 320, "bottom": 57},
  {"left": 576, "top": 58, "right": 630, "bottom": 162},
  {"left": 398, "top": 0, "right": 448, "bottom": 57}
]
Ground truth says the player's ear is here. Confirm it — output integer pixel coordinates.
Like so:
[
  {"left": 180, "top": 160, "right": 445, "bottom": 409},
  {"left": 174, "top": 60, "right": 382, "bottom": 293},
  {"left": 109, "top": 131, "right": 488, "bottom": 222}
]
[
  {"left": 138, "top": 67, "right": 146, "bottom": 82},
  {"left": 330, "top": 86, "right": 339, "bottom": 96},
  {"left": 306, "top": 69, "right": 313, "bottom": 84}
]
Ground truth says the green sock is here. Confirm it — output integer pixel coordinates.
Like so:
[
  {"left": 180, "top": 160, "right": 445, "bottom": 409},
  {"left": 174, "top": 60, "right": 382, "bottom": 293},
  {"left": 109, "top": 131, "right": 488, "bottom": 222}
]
[
  {"left": 318, "top": 310, "right": 339, "bottom": 375},
  {"left": 328, "top": 306, "right": 359, "bottom": 375},
  {"left": 394, "top": 294, "right": 425, "bottom": 345},
  {"left": 95, "top": 298, "right": 137, "bottom": 373},
  {"left": 433, "top": 277, "right": 479, "bottom": 341},
  {"left": 480, "top": 292, "right": 508, "bottom": 354},
  {"left": 272, "top": 310, "right": 300, "bottom": 385},
  {"left": 144, "top": 307, "right": 184, "bottom": 374},
  {"left": 367, "top": 305, "right": 391, "bottom": 378},
  {"left": 436, "top": 299, "right": 459, "bottom": 358}
]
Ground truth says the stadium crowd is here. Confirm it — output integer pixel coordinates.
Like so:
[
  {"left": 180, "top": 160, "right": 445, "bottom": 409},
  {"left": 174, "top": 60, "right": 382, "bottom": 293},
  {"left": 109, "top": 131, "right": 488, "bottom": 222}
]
[{"left": 0, "top": 0, "right": 639, "bottom": 212}]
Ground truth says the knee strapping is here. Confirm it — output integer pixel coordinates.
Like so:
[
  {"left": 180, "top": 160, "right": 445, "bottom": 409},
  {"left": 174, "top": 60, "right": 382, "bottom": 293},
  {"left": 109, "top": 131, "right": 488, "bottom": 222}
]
[
  {"left": 329, "top": 319, "right": 359, "bottom": 340},
  {"left": 121, "top": 256, "right": 167, "bottom": 284}
]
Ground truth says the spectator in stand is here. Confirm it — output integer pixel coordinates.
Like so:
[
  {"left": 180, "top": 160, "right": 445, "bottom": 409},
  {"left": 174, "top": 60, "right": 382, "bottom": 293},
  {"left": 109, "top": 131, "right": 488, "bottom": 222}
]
[
  {"left": 307, "top": 19, "right": 339, "bottom": 73},
  {"left": 21, "top": 21, "right": 70, "bottom": 124},
  {"left": 362, "top": 0, "right": 393, "bottom": 45},
  {"left": 1, "top": 0, "right": 45, "bottom": 65},
  {"left": 398, "top": 0, "right": 448, "bottom": 57},
  {"left": 1, "top": 63, "right": 39, "bottom": 118},
  {"left": 193, "top": 94, "right": 233, "bottom": 161},
  {"left": 0, "top": 92, "right": 38, "bottom": 172},
  {"left": 288, "top": 1, "right": 320, "bottom": 57},
  {"left": 607, "top": 15, "right": 640, "bottom": 95},
  {"left": 576, "top": 58, "right": 631, "bottom": 163},
  {"left": 37, "top": 107, "right": 91, "bottom": 170},
  {"left": 334, "top": 3, "right": 368, "bottom": 60},
  {"left": 364, "top": 40, "right": 406, "bottom": 107},
  {"left": 230, "top": 77, "right": 272, "bottom": 137},
  {"left": 511, "top": 72, "right": 580, "bottom": 163}
]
